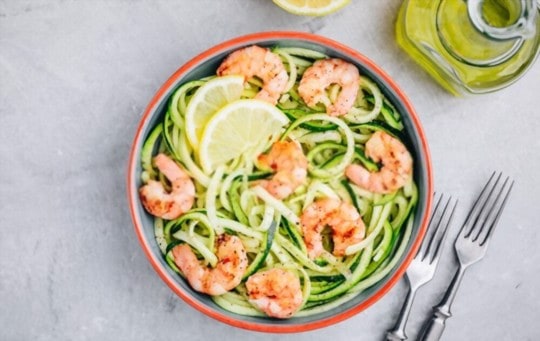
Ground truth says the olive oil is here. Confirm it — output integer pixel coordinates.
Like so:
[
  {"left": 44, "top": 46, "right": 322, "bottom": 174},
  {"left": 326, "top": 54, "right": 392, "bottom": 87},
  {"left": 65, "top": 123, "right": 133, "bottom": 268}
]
[{"left": 396, "top": 0, "right": 540, "bottom": 95}]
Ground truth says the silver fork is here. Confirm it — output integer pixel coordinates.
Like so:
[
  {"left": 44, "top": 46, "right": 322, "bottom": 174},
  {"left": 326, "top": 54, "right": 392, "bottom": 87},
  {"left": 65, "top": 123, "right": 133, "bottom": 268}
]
[
  {"left": 419, "top": 172, "right": 514, "bottom": 341},
  {"left": 386, "top": 194, "right": 457, "bottom": 341}
]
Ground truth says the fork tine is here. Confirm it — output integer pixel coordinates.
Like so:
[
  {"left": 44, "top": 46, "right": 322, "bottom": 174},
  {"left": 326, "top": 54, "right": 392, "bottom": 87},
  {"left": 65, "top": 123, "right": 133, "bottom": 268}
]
[
  {"left": 458, "top": 171, "right": 499, "bottom": 239},
  {"left": 417, "top": 193, "right": 444, "bottom": 259},
  {"left": 471, "top": 174, "right": 508, "bottom": 242},
  {"left": 478, "top": 177, "right": 514, "bottom": 246},
  {"left": 426, "top": 197, "right": 458, "bottom": 264},
  {"left": 468, "top": 172, "right": 505, "bottom": 241},
  {"left": 423, "top": 195, "right": 452, "bottom": 261}
]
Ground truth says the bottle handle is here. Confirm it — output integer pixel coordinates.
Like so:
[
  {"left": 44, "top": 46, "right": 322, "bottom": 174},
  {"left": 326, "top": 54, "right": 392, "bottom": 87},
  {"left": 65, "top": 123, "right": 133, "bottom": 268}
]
[{"left": 467, "top": 0, "right": 537, "bottom": 40}]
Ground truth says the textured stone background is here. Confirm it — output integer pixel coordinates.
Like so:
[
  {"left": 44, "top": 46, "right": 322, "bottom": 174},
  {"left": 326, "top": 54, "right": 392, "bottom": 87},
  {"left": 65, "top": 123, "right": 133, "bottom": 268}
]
[{"left": 1, "top": 1, "right": 539, "bottom": 340}]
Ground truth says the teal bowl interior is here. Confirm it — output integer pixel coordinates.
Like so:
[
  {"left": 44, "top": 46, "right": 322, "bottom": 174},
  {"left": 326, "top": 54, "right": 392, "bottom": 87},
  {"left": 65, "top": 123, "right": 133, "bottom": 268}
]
[{"left": 127, "top": 32, "right": 433, "bottom": 333}]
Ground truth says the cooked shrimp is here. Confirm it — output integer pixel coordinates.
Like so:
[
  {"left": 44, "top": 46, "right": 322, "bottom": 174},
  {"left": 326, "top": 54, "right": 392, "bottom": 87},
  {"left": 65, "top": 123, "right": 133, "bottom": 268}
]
[
  {"left": 256, "top": 140, "right": 308, "bottom": 199},
  {"left": 246, "top": 268, "right": 303, "bottom": 319},
  {"left": 139, "top": 153, "right": 195, "bottom": 220},
  {"left": 298, "top": 58, "right": 360, "bottom": 116},
  {"left": 172, "top": 234, "right": 248, "bottom": 296},
  {"left": 301, "top": 198, "right": 366, "bottom": 259},
  {"left": 345, "top": 131, "right": 413, "bottom": 194},
  {"left": 217, "top": 45, "right": 288, "bottom": 105}
]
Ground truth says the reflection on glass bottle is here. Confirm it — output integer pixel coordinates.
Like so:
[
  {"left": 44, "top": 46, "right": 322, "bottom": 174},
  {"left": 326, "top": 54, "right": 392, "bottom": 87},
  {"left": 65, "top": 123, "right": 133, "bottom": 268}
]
[{"left": 396, "top": 0, "right": 540, "bottom": 95}]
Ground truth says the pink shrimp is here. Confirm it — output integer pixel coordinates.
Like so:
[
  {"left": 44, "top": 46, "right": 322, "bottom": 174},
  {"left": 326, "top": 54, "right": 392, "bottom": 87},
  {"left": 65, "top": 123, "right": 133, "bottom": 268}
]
[
  {"left": 301, "top": 198, "right": 366, "bottom": 259},
  {"left": 172, "top": 234, "right": 248, "bottom": 296},
  {"left": 256, "top": 140, "right": 308, "bottom": 199},
  {"left": 139, "top": 153, "right": 195, "bottom": 220},
  {"left": 298, "top": 58, "right": 360, "bottom": 116},
  {"left": 217, "top": 45, "right": 288, "bottom": 105},
  {"left": 246, "top": 268, "right": 303, "bottom": 319},
  {"left": 345, "top": 131, "right": 413, "bottom": 194}
]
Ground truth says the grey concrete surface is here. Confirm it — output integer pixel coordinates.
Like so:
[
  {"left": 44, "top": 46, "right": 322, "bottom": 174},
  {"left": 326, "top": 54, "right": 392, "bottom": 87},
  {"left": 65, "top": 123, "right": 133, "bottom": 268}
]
[{"left": 1, "top": 1, "right": 539, "bottom": 340}]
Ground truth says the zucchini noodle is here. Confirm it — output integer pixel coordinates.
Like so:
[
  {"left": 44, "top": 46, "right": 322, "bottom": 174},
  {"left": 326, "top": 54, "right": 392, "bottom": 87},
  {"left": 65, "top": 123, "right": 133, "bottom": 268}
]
[
  {"left": 345, "top": 77, "right": 383, "bottom": 124},
  {"left": 252, "top": 186, "right": 301, "bottom": 226},
  {"left": 206, "top": 165, "right": 225, "bottom": 234},
  {"left": 142, "top": 46, "right": 419, "bottom": 318}
]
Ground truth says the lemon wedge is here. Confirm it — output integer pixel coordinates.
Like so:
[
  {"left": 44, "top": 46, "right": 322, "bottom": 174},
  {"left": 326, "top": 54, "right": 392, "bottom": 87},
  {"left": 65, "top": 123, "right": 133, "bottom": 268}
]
[
  {"left": 272, "top": 0, "right": 350, "bottom": 16},
  {"left": 198, "top": 99, "right": 289, "bottom": 174},
  {"left": 185, "top": 75, "right": 244, "bottom": 150}
]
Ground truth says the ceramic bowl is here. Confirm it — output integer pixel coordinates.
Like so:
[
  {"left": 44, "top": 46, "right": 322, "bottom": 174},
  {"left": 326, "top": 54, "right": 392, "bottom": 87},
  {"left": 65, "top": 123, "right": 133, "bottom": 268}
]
[{"left": 127, "top": 31, "right": 433, "bottom": 333}]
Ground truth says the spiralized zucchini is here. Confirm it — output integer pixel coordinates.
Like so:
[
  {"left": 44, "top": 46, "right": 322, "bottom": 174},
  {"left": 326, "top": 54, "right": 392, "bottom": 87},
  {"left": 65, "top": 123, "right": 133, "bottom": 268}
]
[{"left": 140, "top": 46, "right": 418, "bottom": 318}]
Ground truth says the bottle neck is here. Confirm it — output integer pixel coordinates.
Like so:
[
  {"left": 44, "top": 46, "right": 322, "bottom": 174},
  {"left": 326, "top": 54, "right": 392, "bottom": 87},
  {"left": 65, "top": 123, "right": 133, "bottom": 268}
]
[
  {"left": 467, "top": 0, "right": 537, "bottom": 40},
  {"left": 436, "top": 0, "right": 538, "bottom": 66}
]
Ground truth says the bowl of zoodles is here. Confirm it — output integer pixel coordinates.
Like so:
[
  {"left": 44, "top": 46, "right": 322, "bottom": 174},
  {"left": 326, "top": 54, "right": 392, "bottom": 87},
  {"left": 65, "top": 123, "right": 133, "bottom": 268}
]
[{"left": 127, "top": 31, "right": 433, "bottom": 332}]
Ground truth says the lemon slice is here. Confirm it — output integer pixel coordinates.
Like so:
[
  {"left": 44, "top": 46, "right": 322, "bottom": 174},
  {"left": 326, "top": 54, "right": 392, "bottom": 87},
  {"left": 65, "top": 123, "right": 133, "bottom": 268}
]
[
  {"left": 272, "top": 0, "right": 350, "bottom": 16},
  {"left": 198, "top": 99, "right": 289, "bottom": 174},
  {"left": 185, "top": 75, "right": 245, "bottom": 150}
]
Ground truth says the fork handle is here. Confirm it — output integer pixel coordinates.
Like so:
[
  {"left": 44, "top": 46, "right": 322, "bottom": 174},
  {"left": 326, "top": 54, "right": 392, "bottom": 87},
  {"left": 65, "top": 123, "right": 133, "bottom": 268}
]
[
  {"left": 419, "top": 266, "right": 467, "bottom": 341},
  {"left": 386, "top": 286, "right": 418, "bottom": 341},
  {"left": 418, "top": 309, "right": 450, "bottom": 341}
]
